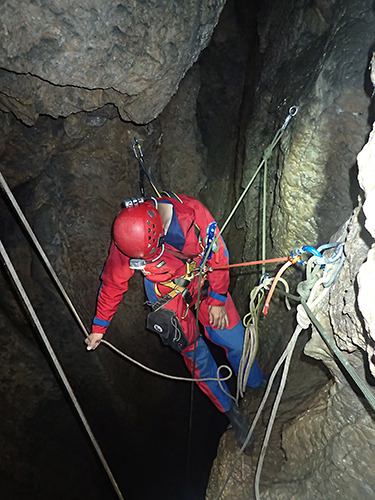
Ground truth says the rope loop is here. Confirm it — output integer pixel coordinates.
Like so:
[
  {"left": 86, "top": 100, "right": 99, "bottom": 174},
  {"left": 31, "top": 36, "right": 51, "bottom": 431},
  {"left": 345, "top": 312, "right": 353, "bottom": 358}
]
[{"left": 296, "top": 303, "right": 311, "bottom": 329}]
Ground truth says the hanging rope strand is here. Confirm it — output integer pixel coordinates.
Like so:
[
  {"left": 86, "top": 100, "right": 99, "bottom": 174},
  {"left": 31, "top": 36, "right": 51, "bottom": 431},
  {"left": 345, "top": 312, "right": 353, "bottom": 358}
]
[
  {"left": 261, "top": 154, "right": 268, "bottom": 275},
  {"left": 219, "top": 106, "right": 298, "bottom": 240},
  {"left": 0, "top": 240, "right": 125, "bottom": 500},
  {"left": 0, "top": 172, "right": 90, "bottom": 340},
  {"left": 1, "top": 171, "right": 233, "bottom": 385}
]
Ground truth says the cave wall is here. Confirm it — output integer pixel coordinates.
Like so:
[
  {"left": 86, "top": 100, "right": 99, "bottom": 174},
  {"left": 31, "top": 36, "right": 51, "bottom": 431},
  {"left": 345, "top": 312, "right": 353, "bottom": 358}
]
[
  {"left": 207, "top": 1, "right": 375, "bottom": 499},
  {"left": 0, "top": 1, "right": 249, "bottom": 499},
  {"left": 0, "top": 0, "right": 226, "bottom": 124},
  {"left": 2, "top": 0, "right": 375, "bottom": 499},
  {"left": 236, "top": 0, "right": 374, "bottom": 266}
]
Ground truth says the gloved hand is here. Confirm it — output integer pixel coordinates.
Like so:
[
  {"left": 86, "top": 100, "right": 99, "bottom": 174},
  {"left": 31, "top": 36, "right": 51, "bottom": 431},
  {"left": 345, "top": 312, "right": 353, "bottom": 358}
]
[{"left": 85, "top": 333, "right": 103, "bottom": 351}]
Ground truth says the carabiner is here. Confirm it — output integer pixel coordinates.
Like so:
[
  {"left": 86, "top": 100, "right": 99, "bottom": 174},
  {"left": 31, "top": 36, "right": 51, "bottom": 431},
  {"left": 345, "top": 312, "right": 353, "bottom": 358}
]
[{"left": 290, "top": 246, "right": 322, "bottom": 265}]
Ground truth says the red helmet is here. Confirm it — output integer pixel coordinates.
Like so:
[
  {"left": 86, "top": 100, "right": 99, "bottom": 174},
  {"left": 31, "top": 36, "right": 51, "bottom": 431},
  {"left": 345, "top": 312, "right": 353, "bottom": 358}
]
[{"left": 113, "top": 201, "right": 164, "bottom": 260}]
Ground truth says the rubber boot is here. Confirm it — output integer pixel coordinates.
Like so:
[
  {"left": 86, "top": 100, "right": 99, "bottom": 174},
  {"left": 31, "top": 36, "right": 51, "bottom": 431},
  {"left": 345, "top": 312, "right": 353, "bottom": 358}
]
[{"left": 225, "top": 403, "right": 254, "bottom": 455}]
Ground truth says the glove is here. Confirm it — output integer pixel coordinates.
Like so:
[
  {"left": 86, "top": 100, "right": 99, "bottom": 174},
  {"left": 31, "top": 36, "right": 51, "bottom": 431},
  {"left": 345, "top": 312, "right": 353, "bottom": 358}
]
[{"left": 85, "top": 333, "right": 103, "bottom": 351}]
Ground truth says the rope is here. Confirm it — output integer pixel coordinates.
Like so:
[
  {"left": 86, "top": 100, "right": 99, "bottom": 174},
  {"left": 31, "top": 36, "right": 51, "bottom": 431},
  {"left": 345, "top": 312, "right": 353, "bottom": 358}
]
[
  {"left": 210, "top": 256, "right": 288, "bottom": 270},
  {"left": 261, "top": 150, "right": 268, "bottom": 276},
  {"left": 103, "top": 337, "right": 232, "bottom": 383},
  {"left": 253, "top": 276, "right": 329, "bottom": 500},
  {"left": 0, "top": 171, "right": 90, "bottom": 340},
  {"left": 215, "top": 252, "right": 339, "bottom": 500},
  {"left": 236, "top": 285, "right": 265, "bottom": 402},
  {"left": 215, "top": 323, "right": 303, "bottom": 500},
  {"left": 0, "top": 240, "right": 125, "bottom": 500},
  {"left": 302, "top": 302, "right": 375, "bottom": 413},
  {"left": 236, "top": 276, "right": 292, "bottom": 403},
  {"left": 218, "top": 106, "right": 298, "bottom": 239},
  {"left": 262, "top": 260, "right": 294, "bottom": 314}
]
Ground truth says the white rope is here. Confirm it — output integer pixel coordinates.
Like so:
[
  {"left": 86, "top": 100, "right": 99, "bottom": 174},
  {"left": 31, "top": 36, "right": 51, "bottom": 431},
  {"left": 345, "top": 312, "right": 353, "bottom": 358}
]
[
  {"left": 254, "top": 275, "right": 329, "bottom": 500},
  {"left": 216, "top": 260, "right": 334, "bottom": 500},
  {"left": 0, "top": 240, "right": 125, "bottom": 500},
  {"left": 1, "top": 171, "right": 232, "bottom": 386},
  {"left": 0, "top": 172, "right": 89, "bottom": 339},
  {"left": 102, "top": 338, "right": 233, "bottom": 383}
]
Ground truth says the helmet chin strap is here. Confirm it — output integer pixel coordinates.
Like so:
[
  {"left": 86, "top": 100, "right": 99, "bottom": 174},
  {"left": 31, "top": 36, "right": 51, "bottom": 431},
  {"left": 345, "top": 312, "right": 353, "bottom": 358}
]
[
  {"left": 146, "top": 244, "right": 165, "bottom": 263},
  {"left": 150, "top": 197, "right": 158, "bottom": 208},
  {"left": 129, "top": 244, "right": 165, "bottom": 270}
]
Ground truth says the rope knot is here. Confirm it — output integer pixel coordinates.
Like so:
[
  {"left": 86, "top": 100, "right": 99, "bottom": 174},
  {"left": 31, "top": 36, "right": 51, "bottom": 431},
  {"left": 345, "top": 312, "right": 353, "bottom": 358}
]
[
  {"left": 262, "top": 145, "right": 274, "bottom": 162},
  {"left": 296, "top": 303, "right": 311, "bottom": 329}
]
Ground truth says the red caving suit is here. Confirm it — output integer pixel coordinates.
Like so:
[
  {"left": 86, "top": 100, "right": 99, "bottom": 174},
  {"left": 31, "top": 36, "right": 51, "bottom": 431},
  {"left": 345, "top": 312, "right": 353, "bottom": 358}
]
[{"left": 91, "top": 194, "right": 263, "bottom": 412}]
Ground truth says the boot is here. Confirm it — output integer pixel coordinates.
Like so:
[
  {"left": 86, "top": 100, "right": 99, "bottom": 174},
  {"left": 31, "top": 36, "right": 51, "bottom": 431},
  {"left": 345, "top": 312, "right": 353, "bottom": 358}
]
[{"left": 225, "top": 403, "right": 254, "bottom": 455}]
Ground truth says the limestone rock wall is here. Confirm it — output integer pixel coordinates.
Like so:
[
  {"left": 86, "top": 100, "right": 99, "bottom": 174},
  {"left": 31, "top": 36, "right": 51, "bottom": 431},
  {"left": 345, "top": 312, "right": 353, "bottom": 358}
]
[
  {"left": 357, "top": 124, "right": 375, "bottom": 377},
  {"left": 238, "top": 0, "right": 373, "bottom": 263},
  {"left": 254, "top": 127, "right": 375, "bottom": 498},
  {"left": 0, "top": 0, "right": 225, "bottom": 124},
  {"left": 258, "top": 204, "right": 375, "bottom": 500},
  {"left": 2, "top": 0, "right": 375, "bottom": 499},
  {"left": 207, "top": 137, "right": 375, "bottom": 500},
  {"left": 0, "top": 2, "right": 249, "bottom": 498},
  {"left": 207, "top": 1, "right": 375, "bottom": 499}
]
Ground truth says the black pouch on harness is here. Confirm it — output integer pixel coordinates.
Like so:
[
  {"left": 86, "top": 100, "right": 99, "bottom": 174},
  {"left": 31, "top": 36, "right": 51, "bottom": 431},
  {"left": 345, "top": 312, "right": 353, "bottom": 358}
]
[{"left": 146, "top": 309, "right": 189, "bottom": 353}]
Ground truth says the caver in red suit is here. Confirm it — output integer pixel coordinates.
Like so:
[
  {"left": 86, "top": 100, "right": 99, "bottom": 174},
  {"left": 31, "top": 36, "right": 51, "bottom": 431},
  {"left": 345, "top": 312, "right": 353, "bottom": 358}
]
[{"left": 90, "top": 194, "right": 263, "bottom": 413}]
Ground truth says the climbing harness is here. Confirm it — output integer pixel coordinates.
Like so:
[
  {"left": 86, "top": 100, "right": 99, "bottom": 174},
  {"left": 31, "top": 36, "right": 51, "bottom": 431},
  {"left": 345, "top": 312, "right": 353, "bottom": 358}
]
[{"left": 1, "top": 105, "right": 301, "bottom": 498}]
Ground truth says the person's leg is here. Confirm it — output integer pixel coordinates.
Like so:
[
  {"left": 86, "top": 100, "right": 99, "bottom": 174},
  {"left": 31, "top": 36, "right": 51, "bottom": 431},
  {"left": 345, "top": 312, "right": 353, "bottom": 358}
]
[
  {"left": 144, "top": 277, "right": 232, "bottom": 412},
  {"left": 181, "top": 337, "right": 232, "bottom": 412},
  {"left": 204, "top": 320, "right": 263, "bottom": 388},
  {"left": 198, "top": 293, "right": 263, "bottom": 388}
]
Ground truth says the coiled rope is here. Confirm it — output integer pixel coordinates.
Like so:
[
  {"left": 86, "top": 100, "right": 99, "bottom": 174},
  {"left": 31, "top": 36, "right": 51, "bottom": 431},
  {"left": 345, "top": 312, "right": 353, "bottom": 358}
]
[
  {"left": 216, "top": 254, "right": 337, "bottom": 500},
  {"left": 236, "top": 276, "right": 291, "bottom": 403}
]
